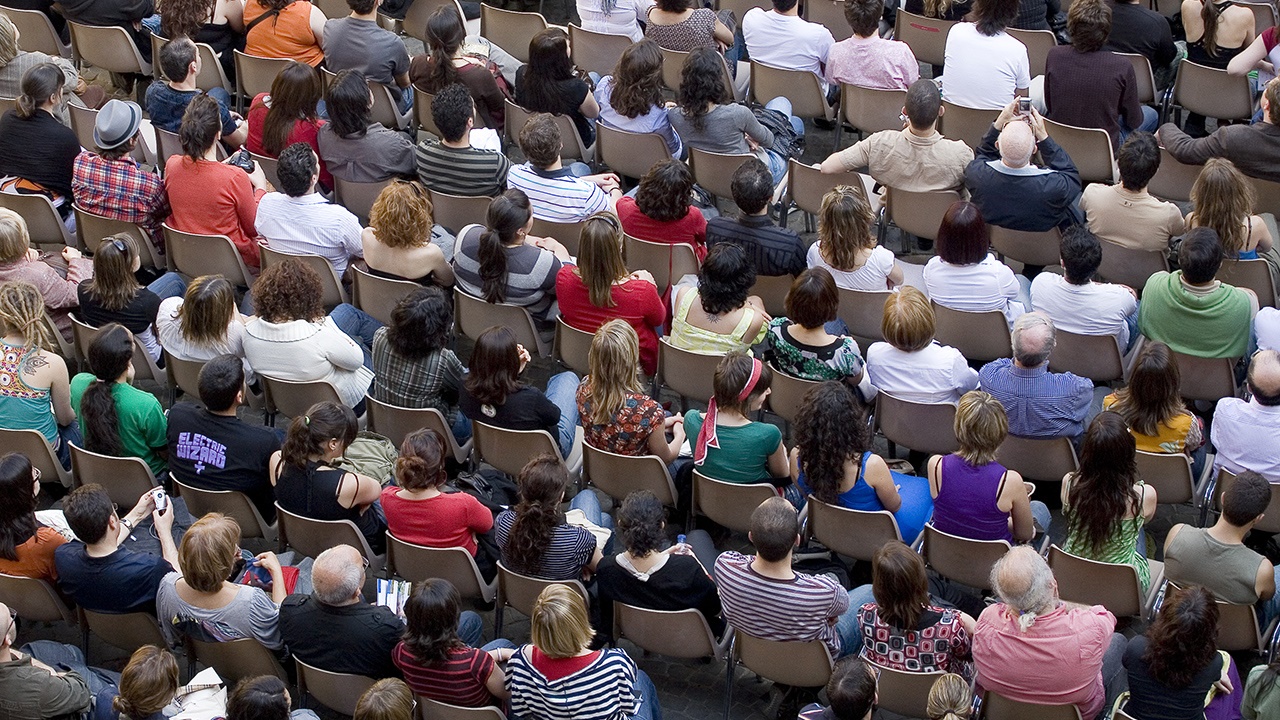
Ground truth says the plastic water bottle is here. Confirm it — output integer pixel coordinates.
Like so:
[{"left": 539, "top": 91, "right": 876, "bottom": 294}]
[{"left": 677, "top": 534, "right": 686, "bottom": 545}]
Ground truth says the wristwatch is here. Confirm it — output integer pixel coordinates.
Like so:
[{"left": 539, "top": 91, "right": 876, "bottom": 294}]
[{"left": 120, "top": 517, "right": 135, "bottom": 531}]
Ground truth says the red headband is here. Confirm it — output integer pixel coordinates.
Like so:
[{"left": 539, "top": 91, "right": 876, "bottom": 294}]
[{"left": 694, "top": 357, "right": 763, "bottom": 466}]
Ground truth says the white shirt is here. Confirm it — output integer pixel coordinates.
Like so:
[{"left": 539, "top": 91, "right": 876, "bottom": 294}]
[
  {"left": 155, "top": 297, "right": 256, "bottom": 383},
  {"left": 742, "top": 8, "right": 835, "bottom": 88},
  {"left": 576, "top": 0, "right": 655, "bottom": 41},
  {"left": 807, "top": 243, "right": 897, "bottom": 291},
  {"left": 1211, "top": 396, "right": 1280, "bottom": 482},
  {"left": 243, "top": 316, "right": 374, "bottom": 409},
  {"left": 923, "top": 254, "right": 1026, "bottom": 326},
  {"left": 940, "top": 23, "right": 1030, "bottom": 110},
  {"left": 1256, "top": 307, "right": 1280, "bottom": 352},
  {"left": 1030, "top": 273, "right": 1138, "bottom": 350},
  {"left": 866, "top": 341, "right": 979, "bottom": 404},
  {"left": 255, "top": 192, "right": 364, "bottom": 276}
]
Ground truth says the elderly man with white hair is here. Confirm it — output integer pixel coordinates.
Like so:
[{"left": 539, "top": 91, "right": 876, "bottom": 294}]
[
  {"left": 964, "top": 100, "right": 1084, "bottom": 234},
  {"left": 978, "top": 312, "right": 1094, "bottom": 442},
  {"left": 973, "top": 547, "right": 1125, "bottom": 720}
]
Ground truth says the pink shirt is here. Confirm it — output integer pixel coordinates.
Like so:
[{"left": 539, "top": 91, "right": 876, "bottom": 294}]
[
  {"left": 972, "top": 602, "right": 1116, "bottom": 719},
  {"left": 823, "top": 35, "right": 920, "bottom": 91}
]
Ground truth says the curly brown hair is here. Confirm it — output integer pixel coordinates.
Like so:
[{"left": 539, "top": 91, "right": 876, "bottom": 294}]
[
  {"left": 636, "top": 159, "right": 694, "bottom": 223},
  {"left": 252, "top": 258, "right": 325, "bottom": 324},
  {"left": 369, "top": 181, "right": 434, "bottom": 249},
  {"left": 608, "top": 40, "right": 664, "bottom": 119},
  {"left": 794, "top": 382, "right": 871, "bottom": 504}
]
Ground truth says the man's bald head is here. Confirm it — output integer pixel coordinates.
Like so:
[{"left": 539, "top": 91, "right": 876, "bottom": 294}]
[
  {"left": 312, "top": 544, "right": 364, "bottom": 606},
  {"left": 997, "top": 120, "right": 1036, "bottom": 168},
  {"left": 0, "top": 602, "right": 14, "bottom": 648},
  {"left": 991, "top": 546, "right": 1057, "bottom": 628},
  {"left": 1012, "top": 312, "right": 1056, "bottom": 368},
  {"left": 1248, "top": 350, "right": 1280, "bottom": 406}
]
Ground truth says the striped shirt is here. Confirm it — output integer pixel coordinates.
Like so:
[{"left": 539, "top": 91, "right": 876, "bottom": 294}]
[
  {"left": 393, "top": 641, "right": 497, "bottom": 708},
  {"left": 705, "top": 215, "right": 806, "bottom": 277},
  {"left": 255, "top": 192, "right": 364, "bottom": 276},
  {"left": 714, "top": 552, "right": 850, "bottom": 657},
  {"left": 415, "top": 141, "right": 511, "bottom": 198},
  {"left": 977, "top": 359, "right": 1093, "bottom": 440},
  {"left": 507, "top": 163, "right": 610, "bottom": 223},
  {"left": 506, "top": 646, "right": 641, "bottom": 720},
  {"left": 452, "top": 224, "right": 564, "bottom": 325},
  {"left": 495, "top": 510, "right": 595, "bottom": 581}
]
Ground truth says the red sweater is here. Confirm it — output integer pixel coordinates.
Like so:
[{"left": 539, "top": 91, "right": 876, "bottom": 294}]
[
  {"left": 616, "top": 196, "right": 708, "bottom": 261},
  {"left": 245, "top": 93, "right": 332, "bottom": 190},
  {"left": 164, "top": 155, "right": 265, "bottom": 269},
  {"left": 555, "top": 266, "right": 666, "bottom": 376}
]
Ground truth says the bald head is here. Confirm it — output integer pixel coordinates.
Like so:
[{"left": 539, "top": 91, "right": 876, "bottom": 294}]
[
  {"left": 1248, "top": 350, "right": 1280, "bottom": 406},
  {"left": 997, "top": 120, "right": 1036, "bottom": 168},
  {"left": 0, "top": 602, "right": 14, "bottom": 650},
  {"left": 991, "top": 546, "right": 1057, "bottom": 624},
  {"left": 312, "top": 545, "right": 364, "bottom": 606},
  {"left": 1012, "top": 312, "right": 1055, "bottom": 368}
]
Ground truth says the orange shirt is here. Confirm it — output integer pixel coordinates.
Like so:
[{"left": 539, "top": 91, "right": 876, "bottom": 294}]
[
  {"left": 164, "top": 155, "right": 266, "bottom": 269},
  {"left": 0, "top": 527, "right": 67, "bottom": 582},
  {"left": 244, "top": 0, "right": 324, "bottom": 67}
]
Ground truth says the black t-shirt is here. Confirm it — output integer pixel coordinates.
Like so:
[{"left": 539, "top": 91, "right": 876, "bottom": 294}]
[
  {"left": 513, "top": 67, "right": 594, "bottom": 146},
  {"left": 1104, "top": 2, "right": 1177, "bottom": 69},
  {"left": 76, "top": 282, "right": 162, "bottom": 335},
  {"left": 597, "top": 553, "right": 725, "bottom": 638},
  {"left": 460, "top": 384, "right": 560, "bottom": 437},
  {"left": 278, "top": 594, "right": 403, "bottom": 679},
  {"left": 166, "top": 402, "right": 282, "bottom": 523},
  {"left": 53, "top": 543, "right": 173, "bottom": 614},
  {"left": 1122, "top": 635, "right": 1222, "bottom": 720}
]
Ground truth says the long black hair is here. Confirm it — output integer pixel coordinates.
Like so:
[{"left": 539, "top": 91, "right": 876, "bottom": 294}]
[
  {"left": 517, "top": 28, "right": 577, "bottom": 114},
  {"left": 81, "top": 324, "right": 133, "bottom": 457},
  {"left": 421, "top": 6, "right": 465, "bottom": 93},
  {"left": 0, "top": 453, "right": 37, "bottom": 562},
  {"left": 478, "top": 190, "right": 532, "bottom": 304},
  {"left": 401, "top": 579, "right": 465, "bottom": 662},
  {"left": 279, "top": 401, "right": 358, "bottom": 470},
  {"left": 327, "top": 69, "right": 372, "bottom": 137}
]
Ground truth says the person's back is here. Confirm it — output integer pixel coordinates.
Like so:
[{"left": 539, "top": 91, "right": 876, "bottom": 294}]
[
  {"left": 1080, "top": 131, "right": 1185, "bottom": 252},
  {"left": 742, "top": 1, "right": 835, "bottom": 85},
  {"left": 254, "top": 143, "right": 364, "bottom": 276},
  {"left": 1030, "top": 227, "right": 1139, "bottom": 351},
  {"left": 705, "top": 159, "right": 806, "bottom": 277},
  {"left": 965, "top": 109, "right": 1083, "bottom": 232},
  {"left": 941, "top": 0, "right": 1031, "bottom": 111},
  {"left": 322, "top": 10, "right": 409, "bottom": 92},
  {"left": 0, "top": 77, "right": 80, "bottom": 200},
  {"left": 244, "top": 0, "right": 325, "bottom": 66},
  {"left": 415, "top": 84, "right": 510, "bottom": 197},
  {"left": 1104, "top": 0, "right": 1176, "bottom": 71},
  {"left": 825, "top": 0, "right": 918, "bottom": 90},
  {"left": 931, "top": 453, "right": 1015, "bottom": 542},
  {"left": 0, "top": 599, "right": 93, "bottom": 720},
  {"left": 977, "top": 323, "right": 1093, "bottom": 441}
]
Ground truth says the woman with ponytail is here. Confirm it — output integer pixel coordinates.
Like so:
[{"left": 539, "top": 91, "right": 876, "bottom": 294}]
[
  {"left": 268, "top": 400, "right": 386, "bottom": 552},
  {"left": 70, "top": 323, "right": 168, "bottom": 478},
  {"left": 382, "top": 428, "right": 497, "bottom": 580},
  {"left": 926, "top": 674, "right": 972, "bottom": 720},
  {"left": 0, "top": 62, "right": 80, "bottom": 212},
  {"left": 0, "top": 281, "right": 79, "bottom": 467},
  {"left": 452, "top": 189, "right": 571, "bottom": 345},
  {"left": 408, "top": 6, "right": 507, "bottom": 131},
  {"left": 77, "top": 234, "right": 188, "bottom": 364},
  {"left": 495, "top": 454, "right": 609, "bottom": 581}
]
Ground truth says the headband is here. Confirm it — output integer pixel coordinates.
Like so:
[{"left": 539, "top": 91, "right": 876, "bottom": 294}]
[{"left": 693, "top": 357, "right": 763, "bottom": 466}]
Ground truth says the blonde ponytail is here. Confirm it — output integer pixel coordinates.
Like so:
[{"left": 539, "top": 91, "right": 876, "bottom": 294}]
[{"left": 927, "top": 673, "right": 973, "bottom": 720}]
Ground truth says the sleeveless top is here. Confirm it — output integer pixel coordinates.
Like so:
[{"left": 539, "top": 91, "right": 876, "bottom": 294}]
[
  {"left": 645, "top": 7, "right": 719, "bottom": 51},
  {"left": 798, "top": 451, "right": 881, "bottom": 511},
  {"left": 1063, "top": 480, "right": 1150, "bottom": 591},
  {"left": 670, "top": 288, "right": 768, "bottom": 355},
  {"left": 1164, "top": 527, "right": 1263, "bottom": 604},
  {"left": 932, "top": 454, "right": 1013, "bottom": 543},
  {"left": 0, "top": 341, "right": 56, "bottom": 443},
  {"left": 244, "top": 0, "right": 324, "bottom": 67},
  {"left": 1187, "top": 4, "right": 1246, "bottom": 70},
  {"left": 275, "top": 460, "right": 359, "bottom": 523}
]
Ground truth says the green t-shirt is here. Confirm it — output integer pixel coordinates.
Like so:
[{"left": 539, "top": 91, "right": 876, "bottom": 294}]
[
  {"left": 683, "top": 410, "right": 782, "bottom": 484},
  {"left": 1137, "top": 271, "right": 1252, "bottom": 359},
  {"left": 69, "top": 373, "right": 168, "bottom": 477},
  {"left": 1244, "top": 664, "right": 1280, "bottom": 720}
]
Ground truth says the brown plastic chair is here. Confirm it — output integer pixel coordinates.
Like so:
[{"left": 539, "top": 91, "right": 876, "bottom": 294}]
[
  {"left": 1097, "top": 239, "right": 1168, "bottom": 290},
  {"left": 1217, "top": 258, "right": 1277, "bottom": 308},
  {"left": 1043, "top": 118, "right": 1117, "bottom": 185},
  {"left": 1048, "top": 329, "right": 1125, "bottom": 383},
  {"left": 454, "top": 287, "right": 549, "bottom": 357},
  {"left": 403, "top": 0, "right": 469, "bottom": 43},
  {"left": 689, "top": 147, "right": 755, "bottom": 202},
  {"left": 596, "top": 123, "right": 672, "bottom": 181},
  {"left": 804, "top": 0, "right": 854, "bottom": 40},
  {"left": 151, "top": 34, "right": 231, "bottom": 92},
  {"left": 1171, "top": 350, "right": 1238, "bottom": 403},
  {"left": 417, "top": 697, "right": 506, "bottom": 720},
  {"left": 480, "top": 4, "right": 546, "bottom": 63},
  {"left": 531, "top": 217, "right": 587, "bottom": 256},
  {"left": 568, "top": 24, "right": 632, "bottom": 77},
  {"left": 807, "top": 497, "right": 907, "bottom": 559},
  {"left": 1007, "top": 28, "right": 1056, "bottom": 77},
  {"left": 163, "top": 352, "right": 206, "bottom": 404},
  {"left": 1117, "top": 52, "right": 1157, "bottom": 104},
  {"left": 187, "top": 636, "right": 287, "bottom": 685},
  {"left": 334, "top": 176, "right": 394, "bottom": 225},
  {"left": 839, "top": 84, "right": 907, "bottom": 147},
  {"left": 931, "top": 303, "right": 1012, "bottom": 363},
  {"left": 989, "top": 225, "right": 1062, "bottom": 269},
  {"left": 1, "top": 7, "right": 70, "bottom": 57},
  {"left": 692, "top": 470, "right": 777, "bottom": 534},
  {"left": 472, "top": 419, "right": 582, "bottom": 479},
  {"left": 153, "top": 127, "right": 184, "bottom": 174},
  {"left": 351, "top": 266, "right": 419, "bottom": 327},
  {"left": 0, "top": 572, "right": 74, "bottom": 623},
  {"left": 1146, "top": 147, "right": 1201, "bottom": 203},
  {"left": 623, "top": 235, "right": 700, "bottom": 296},
  {"left": 73, "top": 205, "right": 161, "bottom": 268},
  {"left": 248, "top": 151, "right": 280, "bottom": 190},
  {"left": 68, "top": 103, "right": 98, "bottom": 152},
  {"left": 1250, "top": 176, "right": 1280, "bottom": 218},
  {"left": 312, "top": 0, "right": 348, "bottom": 18},
  {"left": 275, "top": 502, "right": 381, "bottom": 569},
  {"left": 728, "top": 633, "right": 833, "bottom": 716},
  {"left": 875, "top": 392, "right": 960, "bottom": 457},
  {"left": 0, "top": 427, "right": 72, "bottom": 488},
  {"left": 0, "top": 95, "right": 14, "bottom": 116},
  {"left": 938, "top": 101, "right": 999, "bottom": 150},
  {"left": 163, "top": 223, "right": 257, "bottom": 288},
  {"left": 69, "top": 21, "right": 151, "bottom": 77},
  {"left": 979, "top": 691, "right": 1083, "bottom": 720},
  {"left": 171, "top": 475, "right": 277, "bottom": 543},
  {"left": 883, "top": 187, "right": 961, "bottom": 243},
  {"left": 553, "top": 317, "right": 593, "bottom": 376},
  {"left": 295, "top": 658, "right": 377, "bottom": 716},
  {"left": 260, "top": 375, "right": 342, "bottom": 425},
  {"left": 922, "top": 523, "right": 1011, "bottom": 591},
  {"left": 765, "top": 365, "right": 821, "bottom": 426},
  {"left": 1134, "top": 450, "right": 1194, "bottom": 506},
  {"left": 414, "top": 87, "right": 441, "bottom": 136},
  {"left": 1241, "top": 0, "right": 1278, "bottom": 34},
  {"left": 1169, "top": 61, "right": 1252, "bottom": 125},
  {"left": 386, "top": 533, "right": 496, "bottom": 602},
  {"left": 872, "top": 665, "right": 947, "bottom": 719},
  {"left": 583, "top": 444, "right": 678, "bottom": 508},
  {"left": 0, "top": 191, "right": 73, "bottom": 249},
  {"left": 750, "top": 273, "right": 793, "bottom": 318},
  {"left": 893, "top": 10, "right": 955, "bottom": 67},
  {"left": 233, "top": 51, "right": 294, "bottom": 113},
  {"left": 782, "top": 159, "right": 870, "bottom": 229},
  {"left": 1047, "top": 545, "right": 1162, "bottom": 621},
  {"left": 750, "top": 60, "right": 834, "bottom": 125},
  {"left": 257, "top": 244, "right": 348, "bottom": 310},
  {"left": 658, "top": 338, "right": 721, "bottom": 410},
  {"left": 614, "top": 602, "right": 732, "bottom": 660},
  {"left": 69, "top": 443, "right": 157, "bottom": 508},
  {"left": 365, "top": 396, "right": 473, "bottom": 464},
  {"left": 659, "top": 47, "right": 740, "bottom": 100},
  {"left": 69, "top": 314, "right": 162, "bottom": 384},
  {"left": 494, "top": 561, "right": 588, "bottom": 637},
  {"left": 837, "top": 288, "right": 892, "bottom": 343},
  {"left": 80, "top": 609, "right": 167, "bottom": 654},
  {"left": 429, "top": 190, "right": 492, "bottom": 235},
  {"left": 996, "top": 435, "right": 1079, "bottom": 484}
]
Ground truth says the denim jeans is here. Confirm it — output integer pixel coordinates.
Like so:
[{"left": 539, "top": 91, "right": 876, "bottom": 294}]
[
  {"left": 569, "top": 488, "right": 614, "bottom": 530},
  {"left": 55, "top": 421, "right": 81, "bottom": 470},
  {"left": 396, "top": 85, "right": 414, "bottom": 115},
  {"left": 1118, "top": 105, "right": 1161, "bottom": 144},
  {"left": 146, "top": 271, "right": 187, "bottom": 301},
  {"left": 633, "top": 669, "right": 664, "bottom": 720},
  {"left": 451, "top": 412, "right": 473, "bottom": 444},
  {"left": 835, "top": 583, "right": 877, "bottom": 657},
  {"left": 544, "top": 371, "right": 581, "bottom": 459},
  {"left": 1030, "top": 500, "right": 1052, "bottom": 535},
  {"left": 761, "top": 96, "right": 803, "bottom": 187},
  {"left": 458, "top": 610, "right": 484, "bottom": 647},
  {"left": 23, "top": 640, "right": 121, "bottom": 696},
  {"left": 328, "top": 302, "right": 384, "bottom": 369},
  {"left": 1261, "top": 566, "right": 1280, "bottom": 630},
  {"left": 1123, "top": 307, "right": 1140, "bottom": 354}
]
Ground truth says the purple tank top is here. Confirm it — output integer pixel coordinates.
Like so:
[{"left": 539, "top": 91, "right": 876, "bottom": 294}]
[{"left": 932, "top": 454, "right": 1013, "bottom": 543}]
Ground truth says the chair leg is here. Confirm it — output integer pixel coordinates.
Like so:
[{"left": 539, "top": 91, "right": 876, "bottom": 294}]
[
  {"left": 723, "top": 642, "right": 736, "bottom": 720},
  {"left": 494, "top": 600, "right": 505, "bottom": 639}
]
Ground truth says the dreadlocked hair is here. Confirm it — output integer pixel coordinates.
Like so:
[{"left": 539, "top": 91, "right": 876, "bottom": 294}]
[{"left": 0, "top": 281, "right": 56, "bottom": 352}]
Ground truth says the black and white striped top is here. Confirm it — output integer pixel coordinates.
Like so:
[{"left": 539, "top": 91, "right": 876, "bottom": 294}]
[
  {"left": 495, "top": 510, "right": 596, "bottom": 581},
  {"left": 506, "top": 646, "right": 641, "bottom": 720}
]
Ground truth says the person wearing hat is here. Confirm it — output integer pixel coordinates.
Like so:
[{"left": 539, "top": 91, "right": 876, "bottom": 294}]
[{"left": 71, "top": 98, "right": 169, "bottom": 249}]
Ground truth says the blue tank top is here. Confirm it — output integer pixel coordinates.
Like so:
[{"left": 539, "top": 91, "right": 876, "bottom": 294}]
[
  {"left": 0, "top": 341, "right": 57, "bottom": 443},
  {"left": 932, "top": 454, "right": 1013, "bottom": 543},
  {"left": 797, "top": 451, "right": 883, "bottom": 510}
]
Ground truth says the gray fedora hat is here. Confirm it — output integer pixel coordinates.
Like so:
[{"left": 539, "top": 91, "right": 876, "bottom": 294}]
[{"left": 93, "top": 99, "right": 143, "bottom": 151}]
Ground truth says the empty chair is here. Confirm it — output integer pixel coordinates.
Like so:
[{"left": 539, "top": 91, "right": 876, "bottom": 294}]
[
  {"left": 691, "top": 470, "right": 776, "bottom": 534},
  {"left": 921, "top": 523, "right": 1011, "bottom": 591},
  {"left": 931, "top": 304, "right": 1012, "bottom": 363},
  {"left": 479, "top": 5, "right": 546, "bottom": 63},
  {"left": 68, "top": 21, "right": 152, "bottom": 78},
  {"left": 351, "top": 266, "right": 419, "bottom": 326},
  {"left": 1049, "top": 329, "right": 1125, "bottom": 383},
  {"left": 1042, "top": 119, "right": 1117, "bottom": 185},
  {"left": 582, "top": 444, "right": 678, "bottom": 508},
  {"left": 69, "top": 443, "right": 157, "bottom": 508},
  {"left": 0, "top": 572, "right": 74, "bottom": 623},
  {"left": 622, "top": 234, "right": 699, "bottom": 295},
  {"left": 1047, "top": 545, "right": 1162, "bottom": 622},
  {"left": 454, "top": 288, "right": 549, "bottom": 357},
  {"left": 996, "top": 435, "right": 1078, "bottom": 484},
  {"left": 875, "top": 392, "right": 960, "bottom": 456},
  {"left": 364, "top": 396, "right": 473, "bottom": 464},
  {"left": 386, "top": 533, "right": 496, "bottom": 602},
  {"left": 893, "top": 11, "right": 954, "bottom": 67},
  {"left": 295, "top": 659, "right": 377, "bottom": 716}
]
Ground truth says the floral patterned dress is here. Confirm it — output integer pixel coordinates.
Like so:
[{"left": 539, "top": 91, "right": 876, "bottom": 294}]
[{"left": 576, "top": 381, "right": 665, "bottom": 456}]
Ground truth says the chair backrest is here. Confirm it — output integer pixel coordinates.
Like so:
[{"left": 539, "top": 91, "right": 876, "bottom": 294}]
[
  {"left": 480, "top": 5, "right": 546, "bottom": 63},
  {"left": 922, "top": 523, "right": 1011, "bottom": 591},
  {"left": 787, "top": 158, "right": 868, "bottom": 218},
  {"left": 1007, "top": 28, "right": 1056, "bottom": 76},
  {"left": 429, "top": 190, "right": 492, "bottom": 235},
  {"left": 836, "top": 288, "right": 892, "bottom": 343},
  {"left": 692, "top": 470, "right": 777, "bottom": 533},
  {"left": 67, "top": 102, "right": 98, "bottom": 151},
  {"left": 69, "top": 21, "right": 151, "bottom": 75},
  {"left": 583, "top": 444, "right": 678, "bottom": 507},
  {"left": 81, "top": 609, "right": 167, "bottom": 653},
  {"left": 0, "top": 427, "right": 71, "bottom": 488},
  {"left": 1, "top": 7, "right": 69, "bottom": 57},
  {"left": 808, "top": 497, "right": 905, "bottom": 560},
  {"left": 417, "top": 698, "right": 505, "bottom": 720},
  {"left": 187, "top": 636, "right": 288, "bottom": 685},
  {"left": 261, "top": 375, "right": 341, "bottom": 422},
  {"left": 454, "top": 288, "right": 548, "bottom": 357},
  {"left": 471, "top": 420, "right": 562, "bottom": 478},
  {"left": 1043, "top": 118, "right": 1117, "bottom": 185},
  {"left": 873, "top": 665, "right": 947, "bottom": 719},
  {"left": 351, "top": 266, "right": 419, "bottom": 327},
  {"left": 1117, "top": 52, "right": 1157, "bottom": 104},
  {"left": 1212, "top": 593, "right": 1266, "bottom": 652},
  {"left": 1097, "top": 238, "right": 1168, "bottom": 290},
  {"left": 1241, "top": 0, "right": 1279, "bottom": 34},
  {"left": 931, "top": 303, "right": 1012, "bottom": 363},
  {"left": 1046, "top": 545, "right": 1146, "bottom": 620},
  {"left": 163, "top": 223, "right": 255, "bottom": 287},
  {"left": 0, "top": 191, "right": 72, "bottom": 248},
  {"left": 989, "top": 225, "right": 1062, "bottom": 269},
  {"left": 979, "top": 691, "right": 1083, "bottom": 720},
  {"left": 886, "top": 188, "right": 961, "bottom": 242},
  {"left": 502, "top": 97, "right": 532, "bottom": 145},
  {"left": 1134, "top": 450, "right": 1193, "bottom": 506},
  {"left": 689, "top": 147, "right": 754, "bottom": 201},
  {"left": 1217, "top": 258, "right": 1277, "bottom": 308},
  {"left": 1174, "top": 60, "right": 1252, "bottom": 121},
  {"left": 497, "top": 561, "right": 588, "bottom": 617},
  {"left": 334, "top": 177, "right": 393, "bottom": 225},
  {"left": 369, "top": 79, "right": 407, "bottom": 130},
  {"left": 154, "top": 126, "right": 183, "bottom": 173},
  {"left": 658, "top": 46, "right": 740, "bottom": 99},
  {"left": 69, "top": 443, "right": 157, "bottom": 508},
  {"left": 163, "top": 351, "right": 206, "bottom": 403},
  {"left": 0, "top": 572, "right": 74, "bottom": 623},
  {"left": 893, "top": 10, "right": 955, "bottom": 67},
  {"left": 275, "top": 502, "right": 379, "bottom": 564},
  {"left": 875, "top": 392, "right": 960, "bottom": 456},
  {"left": 614, "top": 602, "right": 725, "bottom": 659},
  {"left": 312, "top": 0, "right": 349, "bottom": 18},
  {"left": 414, "top": 87, "right": 442, "bottom": 137},
  {"left": 69, "top": 314, "right": 160, "bottom": 383},
  {"left": 257, "top": 244, "right": 347, "bottom": 309},
  {"left": 530, "top": 217, "right": 587, "bottom": 256},
  {"left": 248, "top": 151, "right": 281, "bottom": 191},
  {"left": 1147, "top": 147, "right": 1201, "bottom": 203},
  {"left": 996, "top": 435, "right": 1079, "bottom": 484},
  {"left": 804, "top": 0, "right": 854, "bottom": 40},
  {"left": 749, "top": 60, "right": 830, "bottom": 120},
  {"left": 1250, "top": 176, "right": 1280, "bottom": 218},
  {"left": 595, "top": 123, "right": 672, "bottom": 181},
  {"left": 403, "top": 0, "right": 469, "bottom": 43},
  {"left": 365, "top": 395, "right": 472, "bottom": 464},
  {"left": 1171, "top": 350, "right": 1238, "bottom": 403},
  {"left": 938, "top": 101, "right": 999, "bottom": 149},
  {"left": 658, "top": 338, "right": 721, "bottom": 406},
  {"left": 568, "top": 24, "right": 632, "bottom": 77},
  {"left": 1048, "top": 329, "right": 1125, "bottom": 383},
  {"left": 74, "top": 205, "right": 158, "bottom": 267},
  {"left": 766, "top": 365, "right": 821, "bottom": 425},
  {"left": 623, "top": 235, "right": 700, "bottom": 295},
  {"left": 841, "top": 83, "right": 907, "bottom": 137},
  {"left": 171, "top": 475, "right": 275, "bottom": 541},
  {"left": 735, "top": 632, "right": 834, "bottom": 689},
  {"left": 295, "top": 658, "right": 376, "bottom": 717},
  {"left": 234, "top": 51, "right": 294, "bottom": 106},
  {"left": 750, "top": 273, "right": 793, "bottom": 318},
  {"left": 387, "top": 533, "right": 495, "bottom": 602},
  {"left": 553, "top": 317, "right": 593, "bottom": 377}
]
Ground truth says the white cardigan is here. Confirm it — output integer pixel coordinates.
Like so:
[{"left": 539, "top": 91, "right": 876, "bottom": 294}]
[{"left": 243, "top": 316, "right": 373, "bottom": 408}]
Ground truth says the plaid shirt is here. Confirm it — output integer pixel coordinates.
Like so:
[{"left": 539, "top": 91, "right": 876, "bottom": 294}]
[
  {"left": 369, "top": 326, "right": 466, "bottom": 418},
  {"left": 72, "top": 150, "right": 169, "bottom": 245}
]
